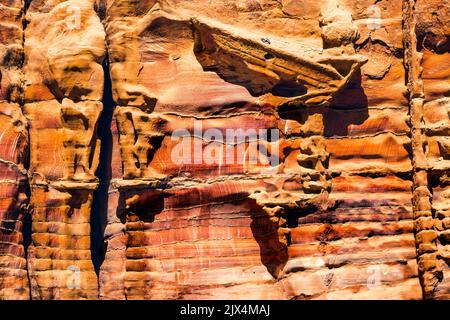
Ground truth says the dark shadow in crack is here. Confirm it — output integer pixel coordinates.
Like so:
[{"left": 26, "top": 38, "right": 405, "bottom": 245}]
[
  {"left": 192, "top": 23, "right": 308, "bottom": 98},
  {"left": 90, "top": 56, "right": 114, "bottom": 276}
]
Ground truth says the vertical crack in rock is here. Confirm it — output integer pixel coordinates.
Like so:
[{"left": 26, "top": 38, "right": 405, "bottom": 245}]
[{"left": 90, "top": 56, "right": 114, "bottom": 281}]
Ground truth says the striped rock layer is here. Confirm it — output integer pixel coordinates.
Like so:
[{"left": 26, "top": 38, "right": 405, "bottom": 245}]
[{"left": 0, "top": 0, "right": 448, "bottom": 300}]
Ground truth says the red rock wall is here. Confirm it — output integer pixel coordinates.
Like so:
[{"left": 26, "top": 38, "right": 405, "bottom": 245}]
[
  {"left": 23, "top": 0, "right": 105, "bottom": 299},
  {"left": 0, "top": 0, "right": 449, "bottom": 300},
  {"left": 412, "top": 0, "right": 450, "bottom": 299},
  {"left": 0, "top": 0, "right": 29, "bottom": 300},
  {"left": 99, "top": 0, "right": 419, "bottom": 300}
]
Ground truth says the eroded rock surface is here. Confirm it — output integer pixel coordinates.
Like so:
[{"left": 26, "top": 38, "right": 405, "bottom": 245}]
[
  {"left": 0, "top": 0, "right": 449, "bottom": 300},
  {"left": 23, "top": 0, "right": 105, "bottom": 299},
  {"left": 0, "top": 0, "right": 29, "bottom": 300},
  {"left": 98, "top": 0, "right": 417, "bottom": 300}
]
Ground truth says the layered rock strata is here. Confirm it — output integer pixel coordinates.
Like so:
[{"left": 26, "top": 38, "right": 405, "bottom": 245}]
[
  {"left": 0, "top": 0, "right": 29, "bottom": 300},
  {"left": 23, "top": 0, "right": 105, "bottom": 299}
]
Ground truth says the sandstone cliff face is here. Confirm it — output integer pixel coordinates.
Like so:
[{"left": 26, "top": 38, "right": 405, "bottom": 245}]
[
  {"left": 0, "top": 0, "right": 448, "bottom": 300},
  {"left": 411, "top": 0, "right": 450, "bottom": 299},
  {"left": 0, "top": 0, "right": 29, "bottom": 299}
]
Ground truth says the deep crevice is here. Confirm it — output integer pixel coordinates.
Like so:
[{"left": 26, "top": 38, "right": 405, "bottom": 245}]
[{"left": 90, "top": 56, "right": 114, "bottom": 279}]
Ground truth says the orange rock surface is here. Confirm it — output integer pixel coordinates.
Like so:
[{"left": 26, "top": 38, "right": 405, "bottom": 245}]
[{"left": 0, "top": 0, "right": 449, "bottom": 300}]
